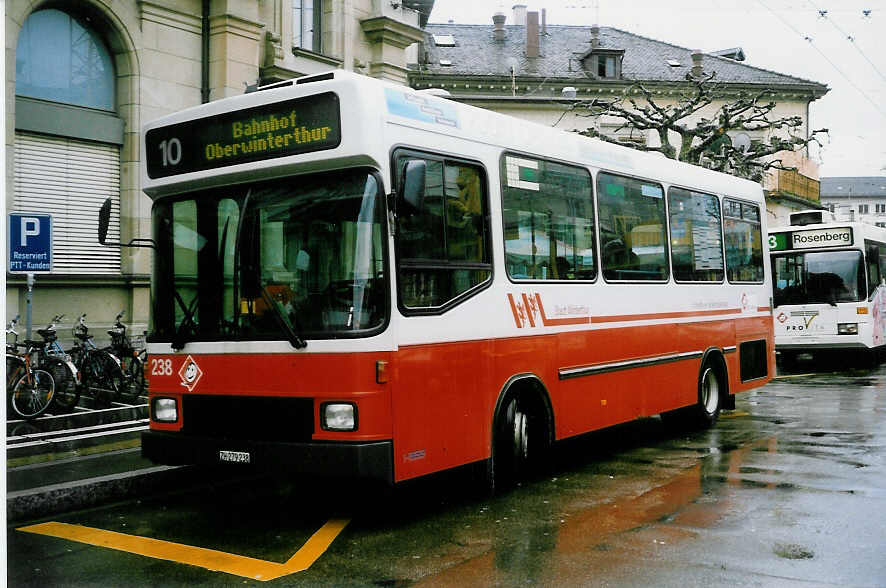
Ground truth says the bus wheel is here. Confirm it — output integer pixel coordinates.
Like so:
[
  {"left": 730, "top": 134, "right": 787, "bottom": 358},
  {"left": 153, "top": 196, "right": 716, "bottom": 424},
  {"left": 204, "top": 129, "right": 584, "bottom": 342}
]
[
  {"left": 493, "top": 393, "right": 532, "bottom": 492},
  {"left": 692, "top": 362, "right": 722, "bottom": 429}
]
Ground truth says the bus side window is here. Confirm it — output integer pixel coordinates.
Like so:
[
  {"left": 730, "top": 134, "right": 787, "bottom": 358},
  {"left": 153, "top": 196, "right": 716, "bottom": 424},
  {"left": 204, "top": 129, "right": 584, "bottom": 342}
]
[
  {"left": 395, "top": 156, "right": 491, "bottom": 310},
  {"left": 867, "top": 241, "right": 881, "bottom": 297},
  {"left": 597, "top": 172, "right": 668, "bottom": 281},
  {"left": 723, "top": 199, "right": 764, "bottom": 283},
  {"left": 500, "top": 154, "right": 596, "bottom": 281}
]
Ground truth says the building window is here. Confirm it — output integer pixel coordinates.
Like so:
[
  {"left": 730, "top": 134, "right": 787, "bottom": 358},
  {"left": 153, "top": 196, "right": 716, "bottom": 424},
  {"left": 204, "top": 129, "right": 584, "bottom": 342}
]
[
  {"left": 293, "top": 0, "right": 321, "bottom": 53},
  {"left": 583, "top": 51, "right": 624, "bottom": 80},
  {"left": 16, "top": 9, "right": 115, "bottom": 110},
  {"left": 876, "top": 204, "right": 885, "bottom": 214},
  {"left": 598, "top": 55, "right": 617, "bottom": 78},
  {"left": 859, "top": 204, "right": 870, "bottom": 214},
  {"left": 14, "top": 8, "right": 122, "bottom": 275}
]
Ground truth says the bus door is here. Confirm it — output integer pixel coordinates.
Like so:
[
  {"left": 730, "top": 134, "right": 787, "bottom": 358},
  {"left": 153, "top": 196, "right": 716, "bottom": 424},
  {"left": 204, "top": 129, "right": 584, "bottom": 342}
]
[{"left": 391, "top": 153, "right": 494, "bottom": 480}]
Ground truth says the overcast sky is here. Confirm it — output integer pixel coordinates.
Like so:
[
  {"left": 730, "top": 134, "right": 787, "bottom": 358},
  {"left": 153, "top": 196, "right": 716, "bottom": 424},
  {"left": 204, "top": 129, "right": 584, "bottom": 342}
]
[{"left": 427, "top": 0, "right": 886, "bottom": 178}]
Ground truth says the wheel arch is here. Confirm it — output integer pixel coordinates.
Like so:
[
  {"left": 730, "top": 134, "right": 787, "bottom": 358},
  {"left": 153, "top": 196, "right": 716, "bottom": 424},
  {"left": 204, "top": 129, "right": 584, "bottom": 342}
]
[
  {"left": 491, "top": 373, "right": 555, "bottom": 453},
  {"left": 699, "top": 347, "right": 730, "bottom": 397}
]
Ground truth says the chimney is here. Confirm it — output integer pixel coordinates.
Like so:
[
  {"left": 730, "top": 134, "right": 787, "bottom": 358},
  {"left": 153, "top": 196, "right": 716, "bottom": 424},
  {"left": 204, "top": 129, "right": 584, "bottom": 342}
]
[
  {"left": 493, "top": 11, "right": 506, "bottom": 41},
  {"left": 526, "top": 11, "right": 539, "bottom": 58},
  {"left": 512, "top": 4, "right": 527, "bottom": 26},
  {"left": 691, "top": 50, "right": 704, "bottom": 77},
  {"left": 590, "top": 24, "right": 600, "bottom": 49}
]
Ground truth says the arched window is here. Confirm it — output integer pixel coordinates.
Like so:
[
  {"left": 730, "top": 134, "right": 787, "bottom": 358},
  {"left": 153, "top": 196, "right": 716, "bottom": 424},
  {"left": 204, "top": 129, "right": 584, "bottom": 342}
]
[
  {"left": 16, "top": 9, "right": 115, "bottom": 110},
  {"left": 14, "top": 8, "right": 122, "bottom": 274}
]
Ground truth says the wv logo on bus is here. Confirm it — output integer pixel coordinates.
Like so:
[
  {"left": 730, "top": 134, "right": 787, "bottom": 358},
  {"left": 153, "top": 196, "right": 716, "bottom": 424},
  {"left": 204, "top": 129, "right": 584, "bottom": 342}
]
[{"left": 507, "top": 293, "right": 590, "bottom": 329}]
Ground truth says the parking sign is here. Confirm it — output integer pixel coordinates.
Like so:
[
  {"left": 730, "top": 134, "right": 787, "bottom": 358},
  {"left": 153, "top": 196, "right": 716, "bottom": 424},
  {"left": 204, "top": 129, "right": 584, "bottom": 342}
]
[{"left": 8, "top": 212, "right": 52, "bottom": 273}]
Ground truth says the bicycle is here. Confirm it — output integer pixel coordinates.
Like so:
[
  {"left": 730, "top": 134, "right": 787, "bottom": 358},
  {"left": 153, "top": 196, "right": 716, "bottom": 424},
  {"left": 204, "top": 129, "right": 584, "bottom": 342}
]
[
  {"left": 7, "top": 318, "right": 56, "bottom": 420},
  {"left": 69, "top": 314, "right": 123, "bottom": 408},
  {"left": 35, "top": 314, "right": 81, "bottom": 412},
  {"left": 105, "top": 310, "right": 147, "bottom": 403}
]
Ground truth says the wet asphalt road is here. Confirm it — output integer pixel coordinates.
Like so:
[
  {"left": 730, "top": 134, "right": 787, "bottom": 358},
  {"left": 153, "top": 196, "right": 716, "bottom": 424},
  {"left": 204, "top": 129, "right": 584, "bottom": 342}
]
[{"left": 8, "top": 359, "right": 886, "bottom": 587}]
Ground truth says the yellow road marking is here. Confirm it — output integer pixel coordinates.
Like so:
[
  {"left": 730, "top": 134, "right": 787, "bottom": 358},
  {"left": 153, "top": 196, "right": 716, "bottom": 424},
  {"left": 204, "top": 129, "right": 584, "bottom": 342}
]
[
  {"left": 18, "top": 518, "right": 349, "bottom": 582},
  {"left": 720, "top": 411, "right": 750, "bottom": 419}
]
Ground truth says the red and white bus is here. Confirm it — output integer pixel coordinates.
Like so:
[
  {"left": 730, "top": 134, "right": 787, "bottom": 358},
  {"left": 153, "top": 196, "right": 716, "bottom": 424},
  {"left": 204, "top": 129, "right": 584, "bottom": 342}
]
[
  {"left": 770, "top": 211, "right": 886, "bottom": 365},
  {"left": 136, "top": 71, "right": 773, "bottom": 489}
]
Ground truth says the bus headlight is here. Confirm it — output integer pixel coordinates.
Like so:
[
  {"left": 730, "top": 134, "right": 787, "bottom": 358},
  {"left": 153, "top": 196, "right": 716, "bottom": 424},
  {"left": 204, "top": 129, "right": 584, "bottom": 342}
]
[
  {"left": 152, "top": 397, "right": 178, "bottom": 422},
  {"left": 837, "top": 323, "right": 858, "bottom": 335},
  {"left": 321, "top": 402, "right": 357, "bottom": 431}
]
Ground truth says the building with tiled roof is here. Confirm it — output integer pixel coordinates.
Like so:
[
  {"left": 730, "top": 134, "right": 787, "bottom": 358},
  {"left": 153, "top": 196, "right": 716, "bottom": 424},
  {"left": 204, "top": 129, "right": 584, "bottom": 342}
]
[
  {"left": 408, "top": 6, "right": 829, "bottom": 224},
  {"left": 821, "top": 177, "right": 886, "bottom": 225}
]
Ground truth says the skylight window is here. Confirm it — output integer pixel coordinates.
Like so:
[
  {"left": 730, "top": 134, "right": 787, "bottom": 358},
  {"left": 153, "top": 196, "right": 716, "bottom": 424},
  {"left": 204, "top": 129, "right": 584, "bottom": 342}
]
[
  {"left": 667, "top": 59, "right": 682, "bottom": 67},
  {"left": 433, "top": 34, "right": 456, "bottom": 47}
]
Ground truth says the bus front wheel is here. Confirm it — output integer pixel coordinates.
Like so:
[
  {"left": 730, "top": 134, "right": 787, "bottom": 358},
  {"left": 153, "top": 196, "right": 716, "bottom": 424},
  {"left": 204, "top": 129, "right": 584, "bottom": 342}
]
[{"left": 488, "top": 390, "right": 549, "bottom": 493}]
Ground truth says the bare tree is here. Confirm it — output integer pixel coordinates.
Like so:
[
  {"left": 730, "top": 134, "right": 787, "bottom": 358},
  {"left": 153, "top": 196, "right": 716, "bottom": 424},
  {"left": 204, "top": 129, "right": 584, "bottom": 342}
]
[{"left": 573, "top": 73, "right": 828, "bottom": 182}]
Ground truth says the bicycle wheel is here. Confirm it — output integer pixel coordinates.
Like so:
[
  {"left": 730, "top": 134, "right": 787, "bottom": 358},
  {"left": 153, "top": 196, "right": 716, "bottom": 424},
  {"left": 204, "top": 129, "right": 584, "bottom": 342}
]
[
  {"left": 10, "top": 369, "right": 55, "bottom": 419},
  {"left": 84, "top": 351, "right": 123, "bottom": 408},
  {"left": 122, "top": 354, "right": 146, "bottom": 402},
  {"left": 44, "top": 356, "right": 81, "bottom": 412}
]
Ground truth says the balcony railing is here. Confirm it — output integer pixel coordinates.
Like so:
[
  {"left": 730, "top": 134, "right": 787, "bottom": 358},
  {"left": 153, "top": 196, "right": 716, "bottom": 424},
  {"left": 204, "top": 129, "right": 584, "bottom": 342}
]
[{"left": 772, "top": 169, "right": 820, "bottom": 202}]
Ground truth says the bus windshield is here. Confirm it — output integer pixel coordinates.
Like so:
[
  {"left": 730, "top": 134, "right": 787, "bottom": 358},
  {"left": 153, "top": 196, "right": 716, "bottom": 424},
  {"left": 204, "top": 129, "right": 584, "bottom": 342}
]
[
  {"left": 772, "top": 250, "right": 865, "bottom": 306},
  {"left": 150, "top": 169, "right": 388, "bottom": 345}
]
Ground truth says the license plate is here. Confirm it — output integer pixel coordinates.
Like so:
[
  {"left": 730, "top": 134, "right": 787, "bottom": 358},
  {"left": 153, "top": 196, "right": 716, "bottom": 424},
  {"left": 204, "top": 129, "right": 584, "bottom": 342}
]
[{"left": 218, "top": 450, "right": 251, "bottom": 464}]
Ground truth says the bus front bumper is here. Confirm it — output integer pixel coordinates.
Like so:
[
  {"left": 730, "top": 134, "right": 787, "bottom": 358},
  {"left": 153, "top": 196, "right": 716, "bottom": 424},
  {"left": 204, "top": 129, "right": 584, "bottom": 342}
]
[{"left": 141, "top": 430, "right": 394, "bottom": 484}]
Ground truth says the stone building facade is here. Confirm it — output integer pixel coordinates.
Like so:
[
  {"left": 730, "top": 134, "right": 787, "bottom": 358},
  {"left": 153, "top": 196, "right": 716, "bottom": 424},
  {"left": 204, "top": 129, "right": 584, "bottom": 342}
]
[{"left": 5, "top": 0, "right": 430, "bottom": 339}]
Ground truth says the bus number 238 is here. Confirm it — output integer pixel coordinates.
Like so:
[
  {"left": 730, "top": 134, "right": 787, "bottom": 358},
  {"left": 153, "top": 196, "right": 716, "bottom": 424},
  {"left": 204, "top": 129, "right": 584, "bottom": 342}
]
[{"left": 151, "top": 358, "right": 174, "bottom": 376}]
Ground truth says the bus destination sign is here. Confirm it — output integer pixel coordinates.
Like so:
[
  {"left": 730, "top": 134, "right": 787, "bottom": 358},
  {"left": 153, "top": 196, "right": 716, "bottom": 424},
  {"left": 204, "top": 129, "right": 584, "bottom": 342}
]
[
  {"left": 791, "top": 227, "right": 853, "bottom": 249},
  {"left": 145, "top": 92, "right": 341, "bottom": 179},
  {"left": 771, "top": 227, "right": 853, "bottom": 251}
]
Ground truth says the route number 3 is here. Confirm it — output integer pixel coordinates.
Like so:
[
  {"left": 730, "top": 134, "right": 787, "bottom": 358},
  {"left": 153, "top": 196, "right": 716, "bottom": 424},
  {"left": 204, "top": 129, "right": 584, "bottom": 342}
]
[
  {"left": 151, "top": 358, "right": 174, "bottom": 376},
  {"left": 768, "top": 235, "right": 778, "bottom": 248},
  {"left": 158, "top": 138, "right": 182, "bottom": 167}
]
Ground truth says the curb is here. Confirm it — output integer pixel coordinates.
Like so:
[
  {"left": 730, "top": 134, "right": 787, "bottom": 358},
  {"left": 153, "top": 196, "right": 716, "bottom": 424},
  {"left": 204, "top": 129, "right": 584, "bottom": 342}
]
[{"left": 7, "top": 464, "right": 195, "bottom": 522}]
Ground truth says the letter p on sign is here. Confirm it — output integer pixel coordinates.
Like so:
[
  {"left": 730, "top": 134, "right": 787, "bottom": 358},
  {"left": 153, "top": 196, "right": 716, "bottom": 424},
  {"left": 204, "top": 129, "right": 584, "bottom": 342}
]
[{"left": 21, "top": 217, "right": 40, "bottom": 246}]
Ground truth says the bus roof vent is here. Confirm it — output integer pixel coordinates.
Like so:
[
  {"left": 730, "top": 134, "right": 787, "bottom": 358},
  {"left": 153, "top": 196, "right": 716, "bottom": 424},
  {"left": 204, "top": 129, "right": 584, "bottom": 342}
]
[
  {"left": 296, "top": 72, "right": 335, "bottom": 85},
  {"left": 789, "top": 209, "right": 835, "bottom": 226}
]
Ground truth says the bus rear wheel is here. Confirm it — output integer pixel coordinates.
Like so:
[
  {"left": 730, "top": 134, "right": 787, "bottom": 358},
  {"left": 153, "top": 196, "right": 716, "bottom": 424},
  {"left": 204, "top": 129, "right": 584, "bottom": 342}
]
[
  {"left": 662, "top": 359, "right": 723, "bottom": 430},
  {"left": 691, "top": 362, "right": 722, "bottom": 428}
]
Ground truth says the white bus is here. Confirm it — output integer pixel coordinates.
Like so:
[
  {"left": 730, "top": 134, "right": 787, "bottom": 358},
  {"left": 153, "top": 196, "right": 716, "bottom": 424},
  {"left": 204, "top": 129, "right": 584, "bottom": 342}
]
[
  {"left": 131, "top": 71, "right": 773, "bottom": 490},
  {"left": 770, "top": 210, "right": 886, "bottom": 365}
]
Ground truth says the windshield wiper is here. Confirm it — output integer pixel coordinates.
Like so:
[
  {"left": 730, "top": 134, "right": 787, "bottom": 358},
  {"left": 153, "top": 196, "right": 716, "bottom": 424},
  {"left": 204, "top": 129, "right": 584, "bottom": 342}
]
[
  {"left": 259, "top": 286, "right": 307, "bottom": 349},
  {"left": 171, "top": 292, "right": 199, "bottom": 350}
]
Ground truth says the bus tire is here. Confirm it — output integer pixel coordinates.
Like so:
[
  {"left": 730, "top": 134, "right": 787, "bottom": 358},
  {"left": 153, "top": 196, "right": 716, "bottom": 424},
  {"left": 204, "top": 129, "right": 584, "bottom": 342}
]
[
  {"left": 690, "top": 359, "right": 723, "bottom": 429},
  {"left": 491, "top": 385, "right": 551, "bottom": 493}
]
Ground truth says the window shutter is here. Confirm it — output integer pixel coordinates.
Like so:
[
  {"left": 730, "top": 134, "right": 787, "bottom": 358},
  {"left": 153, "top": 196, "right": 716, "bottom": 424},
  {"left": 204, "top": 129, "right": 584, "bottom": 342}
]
[{"left": 14, "top": 132, "right": 121, "bottom": 274}]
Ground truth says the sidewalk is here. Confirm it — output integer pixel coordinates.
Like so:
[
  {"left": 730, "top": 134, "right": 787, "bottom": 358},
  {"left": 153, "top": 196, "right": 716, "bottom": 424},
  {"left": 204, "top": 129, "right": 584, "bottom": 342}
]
[
  {"left": 6, "top": 403, "right": 202, "bottom": 522},
  {"left": 7, "top": 444, "right": 194, "bottom": 521}
]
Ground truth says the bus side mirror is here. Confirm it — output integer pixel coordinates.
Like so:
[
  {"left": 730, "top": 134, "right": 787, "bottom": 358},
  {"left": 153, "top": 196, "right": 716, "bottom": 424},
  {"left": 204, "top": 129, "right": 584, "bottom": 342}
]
[
  {"left": 400, "top": 160, "right": 426, "bottom": 215},
  {"left": 96, "top": 197, "right": 156, "bottom": 249},
  {"left": 98, "top": 198, "right": 112, "bottom": 245}
]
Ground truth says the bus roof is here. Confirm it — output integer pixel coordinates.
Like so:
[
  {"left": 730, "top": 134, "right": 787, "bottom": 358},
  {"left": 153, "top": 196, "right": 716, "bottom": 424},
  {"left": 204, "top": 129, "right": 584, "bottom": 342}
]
[{"left": 141, "top": 70, "right": 764, "bottom": 203}]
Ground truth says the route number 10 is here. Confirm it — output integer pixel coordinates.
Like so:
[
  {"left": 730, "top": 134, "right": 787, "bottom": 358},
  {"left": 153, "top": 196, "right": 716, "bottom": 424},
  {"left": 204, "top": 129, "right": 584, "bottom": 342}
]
[{"left": 158, "top": 138, "right": 182, "bottom": 167}]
